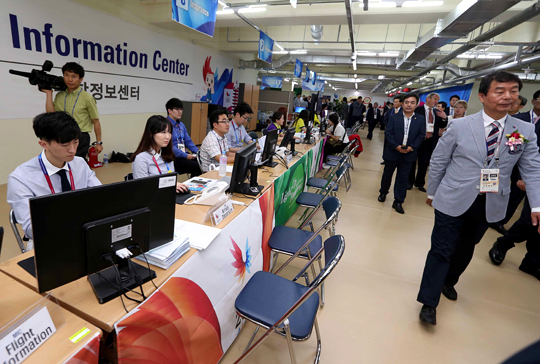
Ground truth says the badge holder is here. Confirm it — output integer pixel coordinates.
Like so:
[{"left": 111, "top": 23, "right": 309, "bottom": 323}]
[
  {"left": 202, "top": 195, "right": 233, "bottom": 227},
  {"left": 0, "top": 293, "right": 66, "bottom": 362}
]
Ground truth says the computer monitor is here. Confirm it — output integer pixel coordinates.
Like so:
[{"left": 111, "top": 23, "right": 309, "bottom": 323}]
[
  {"left": 304, "top": 126, "right": 312, "bottom": 144},
  {"left": 294, "top": 106, "right": 306, "bottom": 113},
  {"left": 25, "top": 174, "right": 176, "bottom": 303},
  {"left": 228, "top": 142, "right": 263, "bottom": 196},
  {"left": 280, "top": 127, "right": 298, "bottom": 156},
  {"left": 260, "top": 128, "right": 278, "bottom": 168}
]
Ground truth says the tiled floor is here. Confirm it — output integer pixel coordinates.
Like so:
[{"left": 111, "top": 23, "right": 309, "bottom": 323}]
[{"left": 1, "top": 128, "right": 539, "bottom": 363}]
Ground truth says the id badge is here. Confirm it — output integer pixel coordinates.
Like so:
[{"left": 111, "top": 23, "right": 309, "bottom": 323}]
[
  {"left": 427, "top": 124, "right": 434, "bottom": 133},
  {"left": 178, "top": 143, "right": 186, "bottom": 153},
  {"left": 480, "top": 169, "right": 499, "bottom": 193}
]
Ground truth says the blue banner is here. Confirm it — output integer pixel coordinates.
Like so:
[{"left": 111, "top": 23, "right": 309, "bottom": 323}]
[
  {"left": 294, "top": 59, "right": 303, "bottom": 78},
  {"left": 258, "top": 32, "right": 274, "bottom": 64},
  {"left": 302, "top": 79, "right": 325, "bottom": 92},
  {"left": 304, "top": 66, "right": 310, "bottom": 83},
  {"left": 261, "top": 76, "right": 283, "bottom": 89},
  {"left": 311, "top": 71, "right": 316, "bottom": 85},
  {"left": 419, "top": 83, "right": 473, "bottom": 104},
  {"left": 171, "top": 0, "right": 218, "bottom": 37}
]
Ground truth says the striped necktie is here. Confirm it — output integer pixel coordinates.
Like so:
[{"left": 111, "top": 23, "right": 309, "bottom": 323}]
[{"left": 486, "top": 122, "right": 500, "bottom": 164}]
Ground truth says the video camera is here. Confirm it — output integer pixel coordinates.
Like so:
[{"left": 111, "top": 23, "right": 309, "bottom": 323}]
[{"left": 10, "top": 60, "right": 66, "bottom": 91}]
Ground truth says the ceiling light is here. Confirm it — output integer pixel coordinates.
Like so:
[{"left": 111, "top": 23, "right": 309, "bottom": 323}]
[
  {"left": 218, "top": 0, "right": 228, "bottom": 7},
  {"left": 329, "top": 83, "right": 332, "bottom": 87},
  {"left": 249, "top": 4, "right": 267, "bottom": 7},
  {"left": 324, "top": 80, "right": 327, "bottom": 84},
  {"left": 272, "top": 51, "right": 289, "bottom": 54},
  {"left": 217, "top": 9, "right": 234, "bottom": 14},
  {"left": 268, "top": 69, "right": 276, "bottom": 73},
  {"left": 352, "top": 59, "right": 357, "bottom": 71},
  {"left": 355, "top": 83, "right": 358, "bottom": 89},
  {"left": 284, "top": 78, "right": 290, "bottom": 82},
  {"left": 238, "top": 7, "right": 266, "bottom": 13},
  {"left": 275, "top": 43, "right": 285, "bottom": 51},
  {"left": 368, "top": 2, "right": 396, "bottom": 7},
  {"left": 378, "top": 75, "right": 385, "bottom": 80},
  {"left": 354, "top": 74, "right": 357, "bottom": 78},
  {"left": 407, "top": 82, "right": 412, "bottom": 86},
  {"left": 420, "top": 75, "right": 427, "bottom": 80},
  {"left": 457, "top": 53, "right": 475, "bottom": 59},
  {"left": 378, "top": 52, "right": 400, "bottom": 57},
  {"left": 478, "top": 54, "right": 503, "bottom": 59},
  {"left": 357, "top": 51, "right": 377, "bottom": 57},
  {"left": 290, "top": 50, "right": 307, "bottom": 54},
  {"left": 402, "top": 1, "right": 444, "bottom": 7}
]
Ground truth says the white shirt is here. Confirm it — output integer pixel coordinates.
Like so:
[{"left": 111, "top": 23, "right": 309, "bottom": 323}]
[
  {"left": 330, "top": 123, "right": 349, "bottom": 144},
  {"left": 132, "top": 149, "right": 174, "bottom": 179},
  {"left": 531, "top": 110, "right": 540, "bottom": 124},
  {"left": 199, "top": 130, "right": 229, "bottom": 172},
  {"left": 482, "top": 110, "right": 506, "bottom": 143},
  {"left": 402, "top": 113, "right": 414, "bottom": 145},
  {"left": 424, "top": 104, "right": 436, "bottom": 130}
]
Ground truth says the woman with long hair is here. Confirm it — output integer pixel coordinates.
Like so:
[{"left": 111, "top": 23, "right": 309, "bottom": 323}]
[
  {"left": 323, "top": 112, "right": 349, "bottom": 166},
  {"left": 131, "top": 115, "right": 188, "bottom": 192},
  {"left": 291, "top": 109, "right": 308, "bottom": 133}
]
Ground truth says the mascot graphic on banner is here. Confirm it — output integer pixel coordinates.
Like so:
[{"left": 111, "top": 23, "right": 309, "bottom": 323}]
[{"left": 199, "top": 56, "right": 237, "bottom": 111}]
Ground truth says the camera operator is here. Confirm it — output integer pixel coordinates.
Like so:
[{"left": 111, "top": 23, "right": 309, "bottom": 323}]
[{"left": 43, "top": 62, "right": 102, "bottom": 158}]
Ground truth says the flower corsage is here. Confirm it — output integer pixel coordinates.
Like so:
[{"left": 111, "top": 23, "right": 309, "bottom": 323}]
[{"left": 505, "top": 130, "right": 529, "bottom": 153}]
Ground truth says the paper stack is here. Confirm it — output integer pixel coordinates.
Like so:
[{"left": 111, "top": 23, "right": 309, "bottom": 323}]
[
  {"left": 174, "top": 219, "right": 222, "bottom": 250},
  {"left": 134, "top": 222, "right": 191, "bottom": 269}
]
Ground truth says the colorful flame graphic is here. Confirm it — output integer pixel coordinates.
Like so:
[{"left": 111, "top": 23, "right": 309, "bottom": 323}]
[{"left": 230, "top": 237, "right": 252, "bottom": 284}]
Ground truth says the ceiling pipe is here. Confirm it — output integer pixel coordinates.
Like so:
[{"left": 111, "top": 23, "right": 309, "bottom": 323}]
[
  {"left": 311, "top": 25, "right": 324, "bottom": 45},
  {"left": 390, "top": 1, "right": 540, "bottom": 91},
  {"left": 344, "top": 0, "right": 357, "bottom": 61}
]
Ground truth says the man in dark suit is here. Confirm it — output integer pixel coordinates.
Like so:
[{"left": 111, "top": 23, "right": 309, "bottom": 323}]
[
  {"left": 380, "top": 96, "right": 403, "bottom": 165},
  {"left": 445, "top": 94, "right": 460, "bottom": 117},
  {"left": 509, "top": 95, "right": 527, "bottom": 116},
  {"left": 366, "top": 102, "right": 382, "bottom": 140},
  {"left": 490, "top": 90, "right": 540, "bottom": 234},
  {"left": 378, "top": 93, "right": 426, "bottom": 214},
  {"left": 347, "top": 97, "right": 365, "bottom": 128},
  {"left": 408, "top": 92, "right": 448, "bottom": 191}
]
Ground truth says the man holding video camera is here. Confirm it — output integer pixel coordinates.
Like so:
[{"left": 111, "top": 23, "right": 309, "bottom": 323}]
[{"left": 43, "top": 62, "right": 102, "bottom": 159}]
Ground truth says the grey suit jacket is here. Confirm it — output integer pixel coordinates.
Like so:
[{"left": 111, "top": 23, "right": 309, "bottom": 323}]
[{"left": 427, "top": 111, "right": 540, "bottom": 222}]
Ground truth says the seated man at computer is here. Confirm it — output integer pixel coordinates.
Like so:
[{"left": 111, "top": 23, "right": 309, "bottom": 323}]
[
  {"left": 226, "top": 102, "right": 254, "bottom": 152},
  {"left": 7, "top": 112, "right": 101, "bottom": 246},
  {"left": 199, "top": 109, "right": 236, "bottom": 172}
]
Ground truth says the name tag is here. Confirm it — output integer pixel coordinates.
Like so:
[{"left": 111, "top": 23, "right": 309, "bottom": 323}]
[
  {"left": 212, "top": 200, "right": 234, "bottom": 225},
  {"left": 427, "top": 124, "right": 434, "bottom": 133},
  {"left": 178, "top": 143, "right": 186, "bottom": 153},
  {"left": 480, "top": 169, "right": 499, "bottom": 193}
]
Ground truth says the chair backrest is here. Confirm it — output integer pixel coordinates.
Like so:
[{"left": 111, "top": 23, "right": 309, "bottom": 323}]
[
  {"left": 309, "top": 235, "right": 345, "bottom": 288},
  {"left": 124, "top": 173, "right": 134, "bottom": 181},
  {"left": 322, "top": 194, "right": 343, "bottom": 221},
  {"left": 261, "top": 128, "right": 267, "bottom": 136},
  {"left": 196, "top": 150, "right": 204, "bottom": 172},
  {"left": 9, "top": 209, "right": 26, "bottom": 253},
  {"left": 249, "top": 131, "right": 258, "bottom": 140},
  {"left": 321, "top": 156, "right": 348, "bottom": 190}
]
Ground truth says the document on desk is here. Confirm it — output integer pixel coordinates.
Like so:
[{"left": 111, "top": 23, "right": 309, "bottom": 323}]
[
  {"left": 134, "top": 223, "right": 191, "bottom": 269},
  {"left": 175, "top": 219, "right": 222, "bottom": 250}
]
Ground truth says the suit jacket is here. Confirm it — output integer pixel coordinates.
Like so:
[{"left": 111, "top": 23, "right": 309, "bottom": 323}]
[
  {"left": 415, "top": 105, "right": 448, "bottom": 149},
  {"left": 514, "top": 111, "right": 535, "bottom": 123},
  {"left": 383, "top": 105, "right": 389, "bottom": 115},
  {"left": 383, "top": 107, "right": 400, "bottom": 126},
  {"left": 367, "top": 108, "right": 382, "bottom": 123},
  {"left": 427, "top": 111, "right": 540, "bottom": 222},
  {"left": 383, "top": 112, "right": 426, "bottom": 163}
]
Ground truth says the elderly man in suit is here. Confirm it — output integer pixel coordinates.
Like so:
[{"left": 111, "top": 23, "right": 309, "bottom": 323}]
[
  {"left": 417, "top": 72, "right": 540, "bottom": 326},
  {"left": 408, "top": 92, "right": 448, "bottom": 192},
  {"left": 378, "top": 93, "right": 426, "bottom": 214}
]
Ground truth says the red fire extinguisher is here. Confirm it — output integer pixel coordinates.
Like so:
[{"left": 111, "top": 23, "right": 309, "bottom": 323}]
[{"left": 88, "top": 144, "right": 102, "bottom": 168}]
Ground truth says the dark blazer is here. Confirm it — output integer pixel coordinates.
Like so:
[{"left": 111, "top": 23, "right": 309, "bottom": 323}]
[
  {"left": 383, "top": 105, "right": 389, "bottom": 115},
  {"left": 383, "top": 107, "right": 400, "bottom": 127},
  {"left": 383, "top": 112, "right": 426, "bottom": 163},
  {"left": 514, "top": 111, "right": 533, "bottom": 123},
  {"left": 367, "top": 108, "right": 382, "bottom": 123},
  {"left": 414, "top": 105, "right": 448, "bottom": 149}
]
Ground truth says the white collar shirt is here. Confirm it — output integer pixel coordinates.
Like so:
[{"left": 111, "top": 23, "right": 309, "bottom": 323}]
[{"left": 482, "top": 110, "right": 506, "bottom": 141}]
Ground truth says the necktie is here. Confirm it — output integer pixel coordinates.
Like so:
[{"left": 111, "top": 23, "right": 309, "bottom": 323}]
[
  {"left": 486, "top": 122, "right": 500, "bottom": 165},
  {"left": 450, "top": 108, "right": 454, "bottom": 116},
  {"left": 57, "top": 169, "right": 72, "bottom": 192},
  {"left": 426, "top": 108, "right": 434, "bottom": 138},
  {"left": 534, "top": 116, "right": 539, "bottom": 124}
]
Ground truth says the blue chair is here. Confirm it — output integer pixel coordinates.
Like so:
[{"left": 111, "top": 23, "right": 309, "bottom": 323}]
[
  {"left": 307, "top": 156, "right": 348, "bottom": 196},
  {"left": 234, "top": 235, "right": 346, "bottom": 364},
  {"left": 324, "top": 143, "right": 359, "bottom": 191},
  {"left": 269, "top": 197, "right": 342, "bottom": 307}
]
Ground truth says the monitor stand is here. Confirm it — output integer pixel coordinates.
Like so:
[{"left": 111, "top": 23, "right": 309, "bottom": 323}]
[
  {"left": 262, "top": 154, "right": 278, "bottom": 168},
  {"left": 239, "top": 164, "right": 263, "bottom": 196},
  {"left": 88, "top": 259, "right": 156, "bottom": 304},
  {"left": 289, "top": 139, "right": 298, "bottom": 156}
]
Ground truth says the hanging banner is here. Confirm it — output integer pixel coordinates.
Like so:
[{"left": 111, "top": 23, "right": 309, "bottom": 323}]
[
  {"left": 302, "top": 79, "right": 325, "bottom": 92},
  {"left": 258, "top": 32, "right": 274, "bottom": 64},
  {"left": 304, "top": 66, "right": 311, "bottom": 83},
  {"left": 311, "top": 70, "right": 316, "bottom": 85},
  {"left": 172, "top": 0, "right": 218, "bottom": 37},
  {"left": 294, "top": 59, "right": 303, "bottom": 78},
  {"left": 261, "top": 76, "right": 283, "bottom": 89}
]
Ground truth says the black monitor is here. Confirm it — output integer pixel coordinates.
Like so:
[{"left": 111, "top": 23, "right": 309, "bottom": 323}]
[
  {"left": 228, "top": 142, "right": 263, "bottom": 196},
  {"left": 25, "top": 174, "right": 176, "bottom": 303},
  {"left": 280, "top": 127, "right": 298, "bottom": 156},
  {"left": 260, "top": 128, "right": 278, "bottom": 168}
]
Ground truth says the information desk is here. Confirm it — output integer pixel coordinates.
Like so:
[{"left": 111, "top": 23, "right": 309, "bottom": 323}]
[
  {"left": 0, "top": 138, "right": 324, "bottom": 363},
  {"left": 0, "top": 272, "right": 101, "bottom": 364}
]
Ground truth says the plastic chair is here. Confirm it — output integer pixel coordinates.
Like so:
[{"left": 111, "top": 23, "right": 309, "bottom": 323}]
[
  {"left": 234, "top": 235, "right": 346, "bottom": 364},
  {"left": 269, "top": 197, "right": 342, "bottom": 308},
  {"left": 9, "top": 209, "right": 27, "bottom": 253}
]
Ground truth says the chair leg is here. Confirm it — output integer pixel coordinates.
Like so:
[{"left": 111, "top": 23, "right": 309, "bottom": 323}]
[
  {"left": 243, "top": 326, "right": 260, "bottom": 354},
  {"left": 317, "top": 258, "right": 325, "bottom": 308},
  {"left": 283, "top": 319, "right": 298, "bottom": 364},
  {"left": 313, "top": 318, "right": 322, "bottom": 364},
  {"left": 309, "top": 221, "right": 314, "bottom": 233},
  {"left": 297, "top": 207, "right": 311, "bottom": 224},
  {"left": 270, "top": 252, "right": 279, "bottom": 272}
]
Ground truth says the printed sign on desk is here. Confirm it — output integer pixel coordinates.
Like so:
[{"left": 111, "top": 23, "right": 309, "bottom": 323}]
[
  {"left": 258, "top": 32, "right": 274, "bottom": 64},
  {"left": 172, "top": 0, "right": 218, "bottom": 37},
  {"left": 294, "top": 59, "right": 303, "bottom": 78},
  {"left": 261, "top": 76, "right": 283, "bottom": 89}
]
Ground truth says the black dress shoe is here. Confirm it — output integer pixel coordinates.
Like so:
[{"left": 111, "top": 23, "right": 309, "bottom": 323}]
[
  {"left": 392, "top": 201, "right": 405, "bottom": 214},
  {"left": 489, "top": 223, "right": 508, "bottom": 235},
  {"left": 519, "top": 262, "right": 540, "bottom": 281},
  {"left": 378, "top": 193, "right": 387, "bottom": 202},
  {"left": 416, "top": 186, "right": 427, "bottom": 192},
  {"left": 442, "top": 285, "right": 458, "bottom": 301},
  {"left": 489, "top": 241, "right": 507, "bottom": 266},
  {"left": 380, "top": 161, "right": 386, "bottom": 165},
  {"left": 407, "top": 184, "right": 413, "bottom": 190},
  {"left": 419, "top": 305, "right": 436, "bottom": 325}
]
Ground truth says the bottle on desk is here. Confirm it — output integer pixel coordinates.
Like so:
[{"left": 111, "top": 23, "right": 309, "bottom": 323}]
[
  {"left": 219, "top": 151, "right": 227, "bottom": 176},
  {"left": 103, "top": 154, "right": 109, "bottom": 166}
]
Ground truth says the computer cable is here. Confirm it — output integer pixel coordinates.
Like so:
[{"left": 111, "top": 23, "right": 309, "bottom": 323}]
[{"left": 135, "top": 245, "right": 158, "bottom": 289}]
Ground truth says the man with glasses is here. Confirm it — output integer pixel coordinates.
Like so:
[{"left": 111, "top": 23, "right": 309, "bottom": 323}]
[
  {"left": 226, "top": 102, "right": 254, "bottom": 152},
  {"left": 166, "top": 98, "right": 201, "bottom": 176},
  {"left": 199, "top": 109, "right": 236, "bottom": 172}
]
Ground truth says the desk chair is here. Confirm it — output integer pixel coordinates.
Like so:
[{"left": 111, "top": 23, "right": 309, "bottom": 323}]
[
  {"left": 196, "top": 151, "right": 204, "bottom": 173},
  {"left": 249, "top": 131, "right": 258, "bottom": 141},
  {"left": 326, "top": 138, "right": 359, "bottom": 172},
  {"left": 324, "top": 144, "right": 358, "bottom": 191},
  {"left": 269, "top": 197, "right": 342, "bottom": 308},
  {"left": 307, "top": 156, "right": 348, "bottom": 196},
  {"left": 9, "top": 209, "right": 27, "bottom": 253},
  {"left": 261, "top": 128, "right": 267, "bottom": 136},
  {"left": 234, "top": 235, "right": 345, "bottom": 364}
]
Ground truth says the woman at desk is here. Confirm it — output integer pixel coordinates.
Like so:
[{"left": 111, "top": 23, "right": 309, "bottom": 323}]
[
  {"left": 291, "top": 109, "right": 308, "bottom": 133},
  {"left": 131, "top": 115, "right": 188, "bottom": 192},
  {"left": 266, "top": 111, "right": 285, "bottom": 133},
  {"left": 323, "top": 113, "right": 349, "bottom": 165}
]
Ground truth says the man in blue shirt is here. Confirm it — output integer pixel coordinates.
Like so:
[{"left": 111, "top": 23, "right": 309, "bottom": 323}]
[
  {"left": 166, "top": 98, "right": 201, "bottom": 176},
  {"left": 226, "top": 102, "right": 254, "bottom": 152}
]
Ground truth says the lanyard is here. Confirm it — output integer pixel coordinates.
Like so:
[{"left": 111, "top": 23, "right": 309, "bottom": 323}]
[
  {"left": 64, "top": 88, "right": 83, "bottom": 117},
  {"left": 232, "top": 122, "right": 241, "bottom": 145},
  {"left": 38, "top": 154, "right": 75, "bottom": 194},
  {"left": 168, "top": 117, "right": 184, "bottom": 145},
  {"left": 151, "top": 155, "right": 171, "bottom": 174},
  {"left": 213, "top": 131, "right": 226, "bottom": 153},
  {"left": 403, "top": 115, "right": 412, "bottom": 145}
]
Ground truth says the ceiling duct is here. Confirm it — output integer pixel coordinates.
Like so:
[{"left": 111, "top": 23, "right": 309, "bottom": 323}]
[
  {"left": 311, "top": 25, "right": 324, "bottom": 45},
  {"left": 239, "top": 55, "right": 397, "bottom": 70},
  {"left": 397, "top": 0, "right": 521, "bottom": 70}
]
